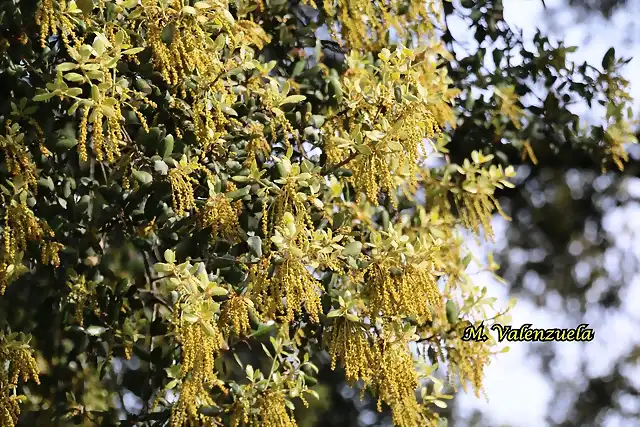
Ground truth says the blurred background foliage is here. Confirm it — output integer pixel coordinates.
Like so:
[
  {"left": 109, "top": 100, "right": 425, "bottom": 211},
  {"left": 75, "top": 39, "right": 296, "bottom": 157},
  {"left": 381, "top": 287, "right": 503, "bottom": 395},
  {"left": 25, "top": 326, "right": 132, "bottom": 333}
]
[
  {"left": 560, "top": 0, "right": 629, "bottom": 18},
  {"left": 450, "top": 0, "right": 640, "bottom": 426}
]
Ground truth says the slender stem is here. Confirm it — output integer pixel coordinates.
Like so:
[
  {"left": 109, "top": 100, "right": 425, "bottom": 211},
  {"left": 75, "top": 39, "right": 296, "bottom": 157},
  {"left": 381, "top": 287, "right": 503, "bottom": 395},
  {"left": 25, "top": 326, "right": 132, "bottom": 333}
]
[
  {"left": 322, "top": 150, "right": 359, "bottom": 175},
  {"left": 264, "top": 341, "right": 282, "bottom": 389}
]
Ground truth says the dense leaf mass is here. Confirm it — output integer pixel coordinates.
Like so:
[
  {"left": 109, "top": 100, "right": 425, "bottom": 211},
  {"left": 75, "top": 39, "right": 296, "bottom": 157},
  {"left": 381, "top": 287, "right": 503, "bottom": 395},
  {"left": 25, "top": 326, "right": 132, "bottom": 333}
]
[{"left": 0, "top": 0, "right": 635, "bottom": 426}]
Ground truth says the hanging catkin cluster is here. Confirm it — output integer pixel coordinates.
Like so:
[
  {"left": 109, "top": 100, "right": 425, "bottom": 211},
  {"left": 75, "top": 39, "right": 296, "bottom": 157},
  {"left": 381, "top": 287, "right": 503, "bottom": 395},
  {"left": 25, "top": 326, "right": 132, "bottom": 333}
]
[
  {"left": 364, "top": 260, "right": 441, "bottom": 322},
  {"left": 0, "top": 334, "right": 40, "bottom": 427},
  {"left": 171, "top": 295, "right": 226, "bottom": 426},
  {"left": 218, "top": 294, "right": 252, "bottom": 338},
  {"left": 197, "top": 192, "right": 242, "bottom": 242},
  {"left": 252, "top": 255, "right": 322, "bottom": 323},
  {"left": 1, "top": 199, "right": 62, "bottom": 295}
]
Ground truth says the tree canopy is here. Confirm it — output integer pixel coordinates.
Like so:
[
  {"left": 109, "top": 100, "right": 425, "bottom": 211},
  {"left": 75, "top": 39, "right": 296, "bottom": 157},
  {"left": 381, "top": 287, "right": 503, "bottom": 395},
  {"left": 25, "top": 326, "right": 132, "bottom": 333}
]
[{"left": 0, "top": 0, "right": 636, "bottom": 426}]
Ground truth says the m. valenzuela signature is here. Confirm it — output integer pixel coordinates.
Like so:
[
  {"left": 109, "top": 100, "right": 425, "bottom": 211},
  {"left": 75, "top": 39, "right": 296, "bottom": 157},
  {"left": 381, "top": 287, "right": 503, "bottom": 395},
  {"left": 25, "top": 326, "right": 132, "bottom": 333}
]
[{"left": 461, "top": 323, "right": 595, "bottom": 342}]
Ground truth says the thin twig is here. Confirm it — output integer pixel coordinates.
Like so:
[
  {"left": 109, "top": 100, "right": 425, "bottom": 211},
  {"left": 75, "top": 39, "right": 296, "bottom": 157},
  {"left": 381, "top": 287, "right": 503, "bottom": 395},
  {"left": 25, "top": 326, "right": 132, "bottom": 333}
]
[
  {"left": 322, "top": 150, "right": 359, "bottom": 175},
  {"left": 416, "top": 325, "right": 458, "bottom": 343}
]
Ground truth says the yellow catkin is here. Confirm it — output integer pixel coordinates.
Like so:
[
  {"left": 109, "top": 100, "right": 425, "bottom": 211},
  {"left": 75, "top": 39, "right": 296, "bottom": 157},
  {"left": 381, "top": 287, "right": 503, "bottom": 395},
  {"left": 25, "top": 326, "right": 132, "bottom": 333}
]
[
  {"left": 255, "top": 391, "right": 298, "bottom": 427},
  {"left": 0, "top": 122, "right": 38, "bottom": 194},
  {"left": 219, "top": 295, "right": 251, "bottom": 338},
  {"left": 229, "top": 391, "right": 298, "bottom": 427},
  {"left": 67, "top": 275, "right": 90, "bottom": 326},
  {"left": 0, "top": 338, "right": 40, "bottom": 427},
  {"left": 521, "top": 140, "right": 538, "bottom": 165},
  {"left": 457, "top": 194, "right": 500, "bottom": 239},
  {"left": 445, "top": 323, "right": 491, "bottom": 399},
  {"left": 329, "top": 59, "right": 448, "bottom": 206},
  {"left": 372, "top": 339, "right": 425, "bottom": 427},
  {"left": 1, "top": 199, "right": 63, "bottom": 294},
  {"left": 197, "top": 194, "right": 241, "bottom": 242},
  {"left": 168, "top": 159, "right": 209, "bottom": 217},
  {"left": 253, "top": 256, "right": 322, "bottom": 323},
  {"left": 244, "top": 122, "right": 271, "bottom": 168},
  {"left": 171, "top": 316, "right": 224, "bottom": 427},
  {"left": 327, "top": 318, "right": 375, "bottom": 384},
  {"left": 365, "top": 261, "right": 441, "bottom": 322},
  {"left": 266, "top": 181, "right": 314, "bottom": 241}
]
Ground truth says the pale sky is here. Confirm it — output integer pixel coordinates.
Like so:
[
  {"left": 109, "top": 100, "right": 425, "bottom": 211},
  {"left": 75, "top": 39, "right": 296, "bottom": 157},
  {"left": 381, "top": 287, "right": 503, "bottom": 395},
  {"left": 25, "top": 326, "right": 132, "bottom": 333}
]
[{"left": 454, "top": 1, "right": 640, "bottom": 426}]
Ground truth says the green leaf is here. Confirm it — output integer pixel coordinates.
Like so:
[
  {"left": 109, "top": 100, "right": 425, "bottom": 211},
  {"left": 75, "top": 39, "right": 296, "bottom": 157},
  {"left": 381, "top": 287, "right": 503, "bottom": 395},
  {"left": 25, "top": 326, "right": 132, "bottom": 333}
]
[
  {"left": 154, "top": 160, "right": 169, "bottom": 175},
  {"left": 250, "top": 323, "right": 275, "bottom": 338},
  {"left": 342, "top": 241, "right": 362, "bottom": 257},
  {"left": 56, "top": 122, "right": 78, "bottom": 148},
  {"left": 329, "top": 76, "right": 343, "bottom": 104},
  {"left": 122, "top": 47, "right": 144, "bottom": 55},
  {"left": 33, "top": 92, "right": 55, "bottom": 102},
  {"left": 64, "top": 73, "right": 85, "bottom": 83},
  {"left": 214, "top": 34, "right": 226, "bottom": 51},
  {"left": 355, "top": 144, "right": 371, "bottom": 155},
  {"left": 221, "top": 105, "right": 238, "bottom": 116},
  {"left": 333, "top": 211, "right": 346, "bottom": 229},
  {"left": 461, "top": 253, "right": 473, "bottom": 268},
  {"left": 345, "top": 313, "right": 359, "bottom": 322},
  {"left": 91, "top": 85, "right": 100, "bottom": 102},
  {"left": 85, "top": 326, "right": 107, "bottom": 336},
  {"left": 394, "top": 86, "right": 403, "bottom": 103},
  {"left": 66, "top": 88, "right": 83, "bottom": 97},
  {"left": 306, "top": 390, "right": 320, "bottom": 400},
  {"left": 154, "top": 263, "right": 172, "bottom": 273},
  {"left": 132, "top": 170, "right": 153, "bottom": 185},
  {"left": 135, "top": 78, "right": 152, "bottom": 95},
  {"left": 281, "top": 95, "right": 306, "bottom": 105},
  {"left": 58, "top": 63, "right": 79, "bottom": 72},
  {"left": 245, "top": 364, "right": 254, "bottom": 380},
  {"left": 227, "top": 186, "right": 250, "bottom": 201},
  {"left": 247, "top": 236, "right": 262, "bottom": 257},
  {"left": 76, "top": 0, "right": 94, "bottom": 14},
  {"left": 38, "top": 177, "right": 55, "bottom": 191},
  {"left": 164, "top": 250, "right": 175, "bottom": 263},
  {"left": 68, "top": 101, "right": 82, "bottom": 115},
  {"left": 198, "top": 406, "right": 221, "bottom": 417},
  {"left": 159, "top": 134, "right": 174, "bottom": 158},
  {"left": 161, "top": 23, "right": 176, "bottom": 44},
  {"left": 183, "top": 313, "right": 199, "bottom": 324},
  {"left": 208, "top": 285, "right": 228, "bottom": 296},
  {"left": 310, "top": 115, "right": 325, "bottom": 128},
  {"left": 445, "top": 300, "right": 458, "bottom": 324},
  {"left": 365, "top": 130, "right": 385, "bottom": 141},
  {"left": 387, "top": 140, "right": 403, "bottom": 151},
  {"left": 602, "top": 47, "right": 615, "bottom": 70},
  {"left": 433, "top": 400, "right": 447, "bottom": 409},
  {"left": 292, "top": 59, "right": 306, "bottom": 76}
]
